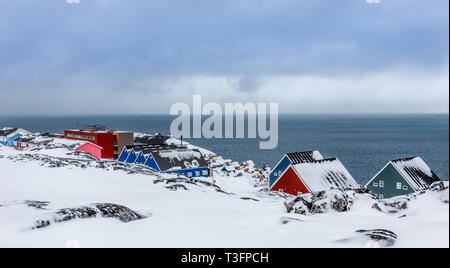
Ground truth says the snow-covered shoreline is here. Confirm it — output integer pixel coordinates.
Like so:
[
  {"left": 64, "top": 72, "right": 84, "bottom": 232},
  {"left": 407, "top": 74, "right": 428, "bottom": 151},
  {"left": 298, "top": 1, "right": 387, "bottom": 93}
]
[{"left": 0, "top": 134, "right": 448, "bottom": 248}]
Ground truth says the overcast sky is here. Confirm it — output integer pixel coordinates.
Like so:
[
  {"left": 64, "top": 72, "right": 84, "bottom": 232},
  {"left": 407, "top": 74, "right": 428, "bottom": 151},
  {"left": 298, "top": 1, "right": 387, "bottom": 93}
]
[{"left": 0, "top": 0, "right": 448, "bottom": 115}]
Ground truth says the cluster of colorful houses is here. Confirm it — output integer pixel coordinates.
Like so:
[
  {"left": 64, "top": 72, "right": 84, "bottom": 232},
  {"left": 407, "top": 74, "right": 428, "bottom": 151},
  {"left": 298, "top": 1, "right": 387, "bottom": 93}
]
[
  {"left": 0, "top": 126, "right": 443, "bottom": 199},
  {"left": 0, "top": 125, "right": 211, "bottom": 178},
  {"left": 268, "top": 150, "right": 441, "bottom": 199}
]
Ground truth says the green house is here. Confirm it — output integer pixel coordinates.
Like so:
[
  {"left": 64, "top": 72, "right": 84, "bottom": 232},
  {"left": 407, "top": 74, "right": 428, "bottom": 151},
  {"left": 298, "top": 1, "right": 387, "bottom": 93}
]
[{"left": 365, "top": 156, "right": 441, "bottom": 199}]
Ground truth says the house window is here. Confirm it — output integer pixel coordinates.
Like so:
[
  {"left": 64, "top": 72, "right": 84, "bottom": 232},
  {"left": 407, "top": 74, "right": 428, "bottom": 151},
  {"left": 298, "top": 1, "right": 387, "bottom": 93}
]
[
  {"left": 187, "top": 172, "right": 193, "bottom": 177},
  {"left": 403, "top": 186, "right": 408, "bottom": 191},
  {"left": 202, "top": 170, "right": 208, "bottom": 176},
  {"left": 396, "top": 182, "right": 402, "bottom": 190},
  {"left": 379, "top": 194, "right": 384, "bottom": 199},
  {"left": 379, "top": 181, "right": 384, "bottom": 188},
  {"left": 373, "top": 182, "right": 378, "bottom": 187},
  {"left": 195, "top": 171, "right": 200, "bottom": 177}
]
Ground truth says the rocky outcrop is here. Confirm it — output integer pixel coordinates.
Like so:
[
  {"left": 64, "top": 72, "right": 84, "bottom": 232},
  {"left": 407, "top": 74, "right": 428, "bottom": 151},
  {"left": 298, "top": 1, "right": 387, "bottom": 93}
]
[
  {"left": 25, "top": 200, "right": 50, "bottom": 210},
  {"left": 34, "top": 203, "right": 146, "bottom": 229},
  {"left": 153, "top": 176, "right": 231, "bottom": 194},
  {"left": 240, "top": 197, "right": 259, "bottom": 202},
  {"left": 337, "top": 229, "right": 398, "bottom": 247},
  {"left": 373, "top": 181, "right": 449, "bottom": 214},
  {"left": 284, "top": 189, "right": 366, "bottom": 215},
  {"left": 284, "top": 181, "right": 448, "bottom": 216}
]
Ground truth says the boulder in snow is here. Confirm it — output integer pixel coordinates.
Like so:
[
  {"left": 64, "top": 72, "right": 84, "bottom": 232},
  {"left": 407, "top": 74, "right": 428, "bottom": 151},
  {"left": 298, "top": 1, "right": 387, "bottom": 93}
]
[
  {"left": 284, "top": 189, "right": 359, "bottom": 215},
  {"left": 34, "top": 203, "right": 146, "bottom": 229}
]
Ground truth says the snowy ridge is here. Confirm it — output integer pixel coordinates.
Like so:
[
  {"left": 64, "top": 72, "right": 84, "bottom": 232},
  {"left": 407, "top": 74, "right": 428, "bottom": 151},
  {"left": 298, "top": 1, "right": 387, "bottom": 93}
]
[{"left": 0, "top": 130, "right": 448, "bottom": 248}]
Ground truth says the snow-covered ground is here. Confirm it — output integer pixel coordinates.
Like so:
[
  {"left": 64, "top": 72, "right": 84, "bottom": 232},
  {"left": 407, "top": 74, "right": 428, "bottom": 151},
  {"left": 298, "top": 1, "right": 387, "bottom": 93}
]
[{"left": 0, "top": 138, "right": 448, "bottom": 248}]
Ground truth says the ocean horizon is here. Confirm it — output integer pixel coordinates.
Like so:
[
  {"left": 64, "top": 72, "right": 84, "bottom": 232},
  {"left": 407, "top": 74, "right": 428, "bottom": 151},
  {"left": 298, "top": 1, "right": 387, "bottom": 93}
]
[{"left": 1, "top": 113, "right": 448, "bottom": 185}]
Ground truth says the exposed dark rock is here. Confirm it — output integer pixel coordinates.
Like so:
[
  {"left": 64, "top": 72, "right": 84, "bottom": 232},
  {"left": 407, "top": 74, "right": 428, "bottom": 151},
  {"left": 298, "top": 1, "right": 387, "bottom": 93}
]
[
  {"left": 240, "top": 197, "right": 259, "bottom": 202},
  {"left": 337, "top": 229, "right": 398, "bottom": 247},
  {"left": 372, "top": 181, "right": 449, "bottom": 214},
  {"left": 55, "top": 206, "right": 98, "bottom": 222},
  {"left": 93, "top": 203, "right": 145, "bottom": 223},
  {"left": 428, "top": 181, "right": 449, "bottom": 192},
  {"left": 374, "top": 199, "right": 409, "bottom": 214},
  {"left": 285, "top": 189, "right": 358, "bottom": 215},
  {"left": 33, "top": 203, "right": 146, "bottom": 229},
  {"left": 353, "top": 188, "right": 372, "bottom": 194},
  {"left": 35, "top": 220, "right": 51, "bottom": 229},
  {"left": 355, "top": 229, "right": 398, "bottom": 247},
  {"left": 280, "top": 216, "right": 304, "bottom": 225},
  {"left": 25, "top": 200, "right": 50, "bottom": 210},
  {"left": 165, "top": 184, "right": 188, "bottom": 191}
]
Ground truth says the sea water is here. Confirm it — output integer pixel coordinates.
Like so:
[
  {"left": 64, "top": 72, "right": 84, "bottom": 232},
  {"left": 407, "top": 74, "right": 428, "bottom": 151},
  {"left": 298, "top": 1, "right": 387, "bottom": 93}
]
[{"left": 1, "top": 114, "right": 448, "bottom": 185}]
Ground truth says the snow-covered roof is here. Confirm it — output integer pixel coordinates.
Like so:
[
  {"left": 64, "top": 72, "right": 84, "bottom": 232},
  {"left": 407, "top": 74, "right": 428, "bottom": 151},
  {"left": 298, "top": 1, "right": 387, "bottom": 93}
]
[
  {"left": 131, "top": 144, "right": 178, "bottom": 154},
  {"left": 286, "top": 150, "right": 324, "bottom": 164},
  {"left": 0, "top": 128, "right": 31, "bottom": 138},
  {"left": 293, "top": 158, "right": 360, "bottom": 192},
  {"left": 135, "top": 135, "right": 169, "bottom": 145},
  {"left": 152, "top": 149, "right": 208, "bottom": 172},
  {"left": 391, "top": 156, "right": 440, "bottom": 191}
]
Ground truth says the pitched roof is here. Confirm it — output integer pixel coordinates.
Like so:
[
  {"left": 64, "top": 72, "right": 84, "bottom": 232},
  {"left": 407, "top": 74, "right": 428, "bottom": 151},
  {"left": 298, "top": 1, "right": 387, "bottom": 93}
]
[
  {"left": 134, "top": 134, "right": 169, "bottom": 145},
  {"left": 15, "top": 137, "right": 36, "bottom": 143},
  {"left": 0, "top": 128, "right": 18, "bottom": 137},
  {"left": 391, "top": 156, "right": 440, "bottom": 191},
  {"left": 292, "top": 158, "right": 359, "bottom": 192},
  {"left": 128, "top": 144, "right": 178, "bottom": 154},
  {"left": 286, "top": 150, "right": 324, "bottom": 164},
  {"left": 151, "top": 149, "right": 208, "bottom": 172}
]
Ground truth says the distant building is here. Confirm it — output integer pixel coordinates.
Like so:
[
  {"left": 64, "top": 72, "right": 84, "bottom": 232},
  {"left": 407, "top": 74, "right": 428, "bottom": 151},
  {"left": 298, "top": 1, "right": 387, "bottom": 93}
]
[
  {"left": 0, "top": 128, "right": 32, "bottom": 146},
  {"left": 13, "top": 137, "right": 40, "bottom": 150},
  {"left": 83, "top": 125, "right": 106, "bottom": 132},
  {"left": 365, "top": 156, "right": 441, "bottom": 199},
  {"left": 64, "top": 126, "right": 134, "bottom": 159},
  {"left": 113, "top": 131, "right": 134, "bottom": 159},
  {"left": 64, "top": 129, "right": 115, "bottom": 158},
  {"left": 117, "top": 147, "right": 209, "bottom": 177},
  {"left": 134, "top": 133, "right": 170, "bottom": 146},
  {"left": 269, "top": 151, "right": 360, "bottom": 195}
]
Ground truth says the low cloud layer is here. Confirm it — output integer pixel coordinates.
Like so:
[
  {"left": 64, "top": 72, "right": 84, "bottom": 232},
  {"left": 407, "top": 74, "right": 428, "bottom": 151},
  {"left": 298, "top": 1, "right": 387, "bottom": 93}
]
[
  {"left": 0, "top": 0, "right": 448, "bottom": 115},
  {"left": 65, "top": 0, "right": 80, "bottom": 4},
  {"left": 1, "top": 67, "right": 448, "bottom": 116}
]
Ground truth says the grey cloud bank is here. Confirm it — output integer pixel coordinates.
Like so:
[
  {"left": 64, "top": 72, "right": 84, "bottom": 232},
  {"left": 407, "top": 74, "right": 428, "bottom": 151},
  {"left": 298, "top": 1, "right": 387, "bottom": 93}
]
[{"left": 0, "top": 0, "right": 448, "bottom": 115}]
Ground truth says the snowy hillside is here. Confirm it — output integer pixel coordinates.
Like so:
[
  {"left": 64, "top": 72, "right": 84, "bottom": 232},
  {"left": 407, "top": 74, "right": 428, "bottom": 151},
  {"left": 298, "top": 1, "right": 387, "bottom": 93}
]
[{"left": 0, "top": 135, "right": 448, "bottom": 248}]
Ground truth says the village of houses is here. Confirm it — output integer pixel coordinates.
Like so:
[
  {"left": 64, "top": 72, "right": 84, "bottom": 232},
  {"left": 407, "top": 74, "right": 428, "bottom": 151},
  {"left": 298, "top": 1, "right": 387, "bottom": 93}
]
[{"left": 0, "top": 124, "right": 443, "bottom": 200}]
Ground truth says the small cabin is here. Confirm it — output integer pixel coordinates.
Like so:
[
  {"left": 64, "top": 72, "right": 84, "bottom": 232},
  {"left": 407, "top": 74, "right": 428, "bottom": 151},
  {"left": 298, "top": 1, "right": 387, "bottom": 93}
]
[
  {"left": 365, "top": 156, "right": 441, "bottom": 199},
  {"left": 269, "top": 151, "right": 360, "bottom": 196}
]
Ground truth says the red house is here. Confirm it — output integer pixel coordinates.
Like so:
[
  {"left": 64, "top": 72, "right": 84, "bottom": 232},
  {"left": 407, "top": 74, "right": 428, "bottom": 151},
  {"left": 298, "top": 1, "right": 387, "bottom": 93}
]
[
  {"left": 64, "top": 130, "right": 114, "bottom": 159},
  {"left": 269, "top": 151, "right": 360, "bottom": 195}
]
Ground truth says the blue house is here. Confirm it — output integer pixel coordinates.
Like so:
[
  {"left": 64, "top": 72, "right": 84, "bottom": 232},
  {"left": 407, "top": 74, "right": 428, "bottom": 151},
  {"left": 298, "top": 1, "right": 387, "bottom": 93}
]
[
  {"left": 117, "top": 147, "right": 209, "bottom": 177},
  {"left": 0, "top": 128, "right": 31, "bottom": 146}
]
